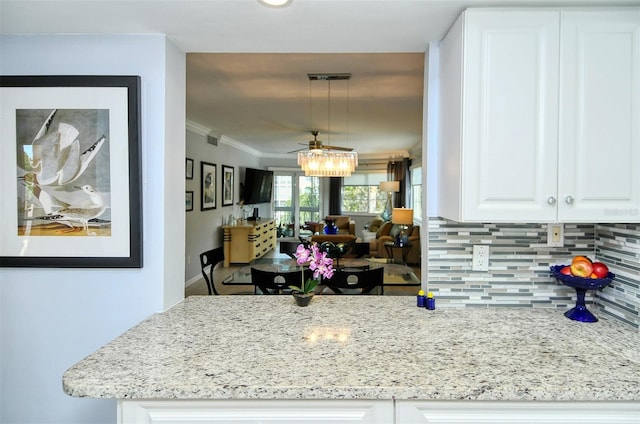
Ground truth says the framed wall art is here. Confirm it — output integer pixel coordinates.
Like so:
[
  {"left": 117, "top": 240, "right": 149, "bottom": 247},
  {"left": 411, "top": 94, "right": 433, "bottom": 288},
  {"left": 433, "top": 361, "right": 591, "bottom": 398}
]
[
  {"left": 186, "top": 158, "right": 194, "bottom": 179},
  {"left": 200, "top": 161, "right": 216, "bottom": 210},
  {"left": 0, "top": 75, "right": 143, "bottom": 268},
  {"left": 222, "top": 165, "right": 234, "bottom": 207},
  {"left": 185, "top": 191, "right": 194, "bottom": 212}
]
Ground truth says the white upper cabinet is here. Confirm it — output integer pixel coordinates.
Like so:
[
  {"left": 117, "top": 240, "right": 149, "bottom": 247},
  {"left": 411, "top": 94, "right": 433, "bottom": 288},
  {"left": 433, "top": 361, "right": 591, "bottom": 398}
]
[
  {"left": 437, "top": 8, "right": 640, "bottom": 223},
  {"left": 558, "top": 9, "right": 640, "bottom": 222}
]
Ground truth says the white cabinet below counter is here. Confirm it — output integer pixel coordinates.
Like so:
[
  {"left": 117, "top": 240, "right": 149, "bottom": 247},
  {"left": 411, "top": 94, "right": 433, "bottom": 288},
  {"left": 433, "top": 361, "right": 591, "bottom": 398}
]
[
  {"left": 119, "top": 400, "right": 394, "bottom": 424},
  {"left": 437, "top": 8, "right": 640, "bottom": 223},
  {"left": 119, "top": 399, "right": 640, "bottom": 424},
  {"left": 396, "top": 401, "right": 640, "bottom": 423}
]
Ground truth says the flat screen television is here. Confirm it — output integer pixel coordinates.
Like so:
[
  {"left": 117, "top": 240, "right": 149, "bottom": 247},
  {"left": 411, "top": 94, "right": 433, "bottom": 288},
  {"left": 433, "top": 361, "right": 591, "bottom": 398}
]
[{"left": 242, "top": 168, "right": 274, "bottom": 204}]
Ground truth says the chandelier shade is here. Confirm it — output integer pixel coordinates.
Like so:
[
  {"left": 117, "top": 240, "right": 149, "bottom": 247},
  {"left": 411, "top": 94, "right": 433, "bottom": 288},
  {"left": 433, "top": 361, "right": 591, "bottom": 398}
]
[{"left": 297, "top": 149, "right": 358, "bottom": 177}]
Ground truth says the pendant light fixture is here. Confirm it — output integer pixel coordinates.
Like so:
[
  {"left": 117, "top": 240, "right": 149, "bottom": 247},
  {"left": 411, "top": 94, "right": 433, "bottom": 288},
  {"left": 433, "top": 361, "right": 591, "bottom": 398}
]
[{"left": 298, "top": 73, "right": 358, "bottom": 177}]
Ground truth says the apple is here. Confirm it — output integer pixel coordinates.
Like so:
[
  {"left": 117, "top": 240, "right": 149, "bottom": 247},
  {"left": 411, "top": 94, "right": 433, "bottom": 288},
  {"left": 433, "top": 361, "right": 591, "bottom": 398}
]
[
  {"left": 591, "top": 262, "right": 609, "bottom": 279},
  {"left": 570, "top": 259, "right": 593, "bottom": 278},
  {"left": 560, "top": 266, "right": 572, "bottom": 275}
]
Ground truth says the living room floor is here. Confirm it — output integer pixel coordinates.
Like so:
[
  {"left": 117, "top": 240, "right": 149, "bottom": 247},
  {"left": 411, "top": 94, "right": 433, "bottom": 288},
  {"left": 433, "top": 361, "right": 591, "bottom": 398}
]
[{"left": 185, "top": 238, "right": 421, "bottom": 297}]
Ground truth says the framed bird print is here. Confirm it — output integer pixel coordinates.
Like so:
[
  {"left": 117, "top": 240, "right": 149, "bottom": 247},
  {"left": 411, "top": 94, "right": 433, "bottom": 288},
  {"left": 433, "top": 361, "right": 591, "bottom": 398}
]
[
  {"left": 0, "top": 75, "right": 142, "bottom": 268},
  {"left": 222, "top": 165, "right": 234, "bottom": 207},
  {"left": 200, "top": 161, "right": 216, "bottom": 211}
]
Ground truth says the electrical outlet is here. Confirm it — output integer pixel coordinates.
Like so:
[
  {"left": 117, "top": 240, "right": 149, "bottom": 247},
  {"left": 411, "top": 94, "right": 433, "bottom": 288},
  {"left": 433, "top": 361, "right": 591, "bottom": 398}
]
[
  {"left": 547, "top": 223, "right": 564, "bottom": 247},
  {"left": 472, "top": 245, "right": 489, "bottom": 271}
]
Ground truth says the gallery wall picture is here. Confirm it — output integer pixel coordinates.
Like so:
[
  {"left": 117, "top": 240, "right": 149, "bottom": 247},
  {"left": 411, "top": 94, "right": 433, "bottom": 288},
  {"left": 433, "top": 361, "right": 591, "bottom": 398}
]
[
  {"left": 186, "top": 158, "right": 194, "bottom": 179},
  {"left": 222, "top": 165, "right": 234, "bottom": 207},
  {"left": 185, "top": 191, "right": 194, "bottom": 212},
  {"left": 0, "top": 75, "right": 143, "bottom": 268},
  {"left": 201, "top": 161, "right": 216, "bottom": 210}
]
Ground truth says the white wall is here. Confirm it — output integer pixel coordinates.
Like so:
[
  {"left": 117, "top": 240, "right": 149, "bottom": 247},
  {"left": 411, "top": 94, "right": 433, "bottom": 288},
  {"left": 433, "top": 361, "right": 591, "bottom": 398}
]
[{"left": 0, "top": 34, "right": 185, "bottom": 423}]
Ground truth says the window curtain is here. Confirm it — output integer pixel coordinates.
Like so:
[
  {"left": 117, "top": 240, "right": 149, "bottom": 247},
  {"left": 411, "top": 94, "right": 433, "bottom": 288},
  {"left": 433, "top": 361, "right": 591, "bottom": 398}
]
[
  {"left": 387, "top": 158, "right": 411, "bottom": 208},
  {"left": 328, "top": 177, "right": 342, "bottom": 215}
]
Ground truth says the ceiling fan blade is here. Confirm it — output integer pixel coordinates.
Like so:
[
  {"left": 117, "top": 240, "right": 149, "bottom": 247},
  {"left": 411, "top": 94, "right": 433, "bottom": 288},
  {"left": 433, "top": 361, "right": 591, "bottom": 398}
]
[
  {"left": 322, "top": 145, "right": 354, "bottom": 151},
  {"left": 287, "top": 147, "right": 307, "bottom": 154}
]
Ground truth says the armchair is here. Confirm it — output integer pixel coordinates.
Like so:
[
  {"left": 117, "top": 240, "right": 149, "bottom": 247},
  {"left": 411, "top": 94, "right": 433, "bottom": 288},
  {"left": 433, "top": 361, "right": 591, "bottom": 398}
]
[{"left": 368, "top": 221, "right": 421, "bottom": 265}]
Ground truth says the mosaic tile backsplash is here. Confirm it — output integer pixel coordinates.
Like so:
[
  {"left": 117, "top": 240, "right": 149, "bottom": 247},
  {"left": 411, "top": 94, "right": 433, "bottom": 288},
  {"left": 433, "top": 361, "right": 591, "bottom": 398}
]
[
  {"left": 595, "top": 224, "right": 640, "bottom": 328},
  {"left": 427, "top": 218, "right": 639, "bottom": 329}
]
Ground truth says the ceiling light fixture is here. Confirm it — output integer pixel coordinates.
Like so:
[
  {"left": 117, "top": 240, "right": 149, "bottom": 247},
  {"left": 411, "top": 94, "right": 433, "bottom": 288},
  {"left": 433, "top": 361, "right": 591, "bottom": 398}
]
[
  {"left": 257, "top": 0, "right": 292, "bottom": 8},
  {"left": 298, "top": 73, "right": 358, "bottom": 177}
]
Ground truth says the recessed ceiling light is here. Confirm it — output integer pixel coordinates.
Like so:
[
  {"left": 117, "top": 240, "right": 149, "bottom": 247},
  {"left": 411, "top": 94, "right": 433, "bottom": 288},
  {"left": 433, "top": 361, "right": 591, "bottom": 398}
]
[{"left": 258, "top": 0, "right": 292, "bottom": 7}]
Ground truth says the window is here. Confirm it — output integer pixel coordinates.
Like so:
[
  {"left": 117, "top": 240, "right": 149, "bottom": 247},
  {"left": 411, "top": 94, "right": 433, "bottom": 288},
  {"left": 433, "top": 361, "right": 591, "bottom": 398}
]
[
  {"left": 342, "top": 172, "right": 387, "bottom": 214},
  {"left": 411, "top": 166, "right": 422, "bottom": 222}
]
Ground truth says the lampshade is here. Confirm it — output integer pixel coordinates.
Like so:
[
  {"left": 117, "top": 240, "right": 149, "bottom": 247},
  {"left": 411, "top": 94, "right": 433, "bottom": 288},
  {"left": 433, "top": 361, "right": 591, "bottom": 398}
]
[
  {"left": 392, "top": 208, "right": 413, "bottom": 225},
  {"left": 297, "top": 150, "right": 358, "bottom": 177},
  {"left": 379, "top": 180, "right": 400, "bottom": 192}
]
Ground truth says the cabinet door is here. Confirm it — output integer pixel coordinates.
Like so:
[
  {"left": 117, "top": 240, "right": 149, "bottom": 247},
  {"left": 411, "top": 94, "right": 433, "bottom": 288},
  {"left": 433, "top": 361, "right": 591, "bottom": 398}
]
[
  {"left": 396, "top": 400, "right": 640, "bottom": 423},
  {"left": 461, "top": 9, "right": 560, "bottom": 221},
  {"left": 119, "top": 399, "right": 394, "bottom": 424},
  {"left": 559, "top": 9, "right": 640, "bottom": 222}
]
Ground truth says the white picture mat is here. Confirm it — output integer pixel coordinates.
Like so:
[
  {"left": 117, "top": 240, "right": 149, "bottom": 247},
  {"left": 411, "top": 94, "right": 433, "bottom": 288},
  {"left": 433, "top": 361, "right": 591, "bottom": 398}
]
[{"left": 0, "top": 86, "right": 132, "bottom": 257}]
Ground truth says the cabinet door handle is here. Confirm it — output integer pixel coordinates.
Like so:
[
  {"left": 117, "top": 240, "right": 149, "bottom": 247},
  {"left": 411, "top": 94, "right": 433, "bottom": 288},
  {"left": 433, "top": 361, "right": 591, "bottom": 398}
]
[
  {"left": 565, "top": 195, "right": 575, "bottom": 205},
  {"left": 547, "top": 196, "right": 557, "bottom": 206}
]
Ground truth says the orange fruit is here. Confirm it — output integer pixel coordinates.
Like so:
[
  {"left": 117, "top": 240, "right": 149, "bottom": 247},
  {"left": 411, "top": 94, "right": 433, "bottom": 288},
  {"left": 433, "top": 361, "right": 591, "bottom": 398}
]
[{"left": 572, "top": 255, "right": 592, "bottom": 264}]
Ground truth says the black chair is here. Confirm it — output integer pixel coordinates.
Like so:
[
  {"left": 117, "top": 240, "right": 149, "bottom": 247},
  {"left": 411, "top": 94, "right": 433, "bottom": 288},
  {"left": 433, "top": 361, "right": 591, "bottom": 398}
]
[
  {"left": 279, "top": 241, "right": 300, "bottom": 259},
  {"left": 199, "top": 247, "right": 225, "bottom": 295},
  {"left": 250, "top": 267, "right": 313, "bottom": 295},
  {"left": 322, "top": 267, "right": 384, "bottom": 295}
]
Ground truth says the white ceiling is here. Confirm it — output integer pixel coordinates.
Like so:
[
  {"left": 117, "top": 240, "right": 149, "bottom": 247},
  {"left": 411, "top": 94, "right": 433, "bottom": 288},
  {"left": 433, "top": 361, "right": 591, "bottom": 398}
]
[{"left": 3, "top": 0, "right": 638, "bottom": 159}]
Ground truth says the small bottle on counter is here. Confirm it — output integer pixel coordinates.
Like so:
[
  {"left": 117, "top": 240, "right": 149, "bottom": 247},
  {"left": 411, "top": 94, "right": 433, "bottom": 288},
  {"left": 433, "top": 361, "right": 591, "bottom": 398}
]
[
  {"left": 426, "top": 292, "right": 435, "bottom": 310},
  {"left": 416, "top": 290, "right": 426, "bottom": 307}
]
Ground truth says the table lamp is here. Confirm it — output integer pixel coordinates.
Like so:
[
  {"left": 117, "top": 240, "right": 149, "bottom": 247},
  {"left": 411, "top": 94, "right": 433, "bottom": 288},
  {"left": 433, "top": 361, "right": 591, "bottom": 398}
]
[
  {"left": 392, "top": 207, "right": 413, "bottom": 246},
  {"left": 379, "top": 180, "right": 400, "bottom": 221}
]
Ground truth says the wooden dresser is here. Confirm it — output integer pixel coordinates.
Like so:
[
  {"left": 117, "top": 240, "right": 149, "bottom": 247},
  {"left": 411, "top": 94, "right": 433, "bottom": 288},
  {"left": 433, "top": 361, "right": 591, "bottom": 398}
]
[{"left": 222, "top": 219, "right": 276, "bottom": 267}]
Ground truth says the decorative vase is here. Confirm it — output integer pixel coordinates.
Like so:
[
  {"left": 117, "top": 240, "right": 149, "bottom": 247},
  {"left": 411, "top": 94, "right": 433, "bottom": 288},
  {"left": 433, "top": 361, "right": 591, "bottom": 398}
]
[
  {"left": 292, "top": 292, "right": 314, "bottom": 307},
  {"left": 324, "top": 219, "right": 337, "bottom": 235}
]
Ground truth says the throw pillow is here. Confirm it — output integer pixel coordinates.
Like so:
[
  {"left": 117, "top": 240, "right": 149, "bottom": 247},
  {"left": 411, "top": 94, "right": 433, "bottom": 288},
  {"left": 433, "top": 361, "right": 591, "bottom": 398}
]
[
  {"left": 389, "top": 224, "right": 402, "bottom": 238},
  {"left": 368, "top": 217, "right": 384, "bottom": 232}
]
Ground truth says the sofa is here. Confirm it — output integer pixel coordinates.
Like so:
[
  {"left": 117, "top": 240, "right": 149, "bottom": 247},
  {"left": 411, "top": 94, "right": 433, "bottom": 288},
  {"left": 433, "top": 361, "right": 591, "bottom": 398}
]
[{"left": 363, "top": 218, "right": 421, "bottom": 265}]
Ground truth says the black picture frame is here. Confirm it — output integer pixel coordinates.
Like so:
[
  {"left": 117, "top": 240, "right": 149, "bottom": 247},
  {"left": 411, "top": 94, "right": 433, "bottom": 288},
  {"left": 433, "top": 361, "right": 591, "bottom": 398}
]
[
  {"left": 185, "top": 191, "right": 194, "bottom": 212},
  {"left": 200, "top": 161, "right": 216, "bottom": 210},
  {"left": 186, "top": 158, "right": 194, "bottom": 179},
  {"left": 222, "top": 165, "right": 234, "bottom": 207},
  {"left": 0, "top": 75, "right": 143, "bottom": 268}
]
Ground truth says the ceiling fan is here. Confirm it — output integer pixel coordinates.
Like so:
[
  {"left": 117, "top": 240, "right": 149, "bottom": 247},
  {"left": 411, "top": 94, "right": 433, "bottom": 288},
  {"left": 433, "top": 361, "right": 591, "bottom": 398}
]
[{"left": 288, "top": 130, "right": 354, "bottom": 154}]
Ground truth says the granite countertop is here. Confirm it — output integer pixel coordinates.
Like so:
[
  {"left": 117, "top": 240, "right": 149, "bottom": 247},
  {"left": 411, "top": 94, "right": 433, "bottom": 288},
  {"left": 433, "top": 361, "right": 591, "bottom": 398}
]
[{"left": 63, "top": 296, "right": 640, "bottom": 401}]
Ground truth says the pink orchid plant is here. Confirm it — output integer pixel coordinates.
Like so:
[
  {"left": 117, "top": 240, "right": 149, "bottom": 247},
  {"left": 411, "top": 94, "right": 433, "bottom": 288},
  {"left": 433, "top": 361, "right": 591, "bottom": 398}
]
[{"left": 289, "top": 243, "right": 335, "bottom": 294}]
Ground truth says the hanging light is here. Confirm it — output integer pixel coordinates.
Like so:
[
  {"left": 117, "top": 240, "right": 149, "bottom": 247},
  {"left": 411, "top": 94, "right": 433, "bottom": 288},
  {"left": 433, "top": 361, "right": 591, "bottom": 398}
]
[
  {"left": 297, "top": 149, "right": 358, "bottom": 177},
  {"left": 298, "top": 73, "right": 358, "bottom": 177}
]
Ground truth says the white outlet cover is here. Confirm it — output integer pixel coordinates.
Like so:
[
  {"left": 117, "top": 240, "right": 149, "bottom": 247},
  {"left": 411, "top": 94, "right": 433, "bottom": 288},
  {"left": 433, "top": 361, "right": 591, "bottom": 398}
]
[{"left": 472, "top": 245, "right": 489, "bottom": 271}]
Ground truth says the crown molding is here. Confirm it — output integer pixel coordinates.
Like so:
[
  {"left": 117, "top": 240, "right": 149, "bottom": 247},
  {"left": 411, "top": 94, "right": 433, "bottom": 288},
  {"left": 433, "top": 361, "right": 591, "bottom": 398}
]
[
  {"left": 185, "top": 120, "right": 210, "bottom": 136},
  {"left": 219, "top": 135, "right": 263, "bottom": 157},
  {"left": 186, "top": 120, "right": 263, "bottom": 156}
]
